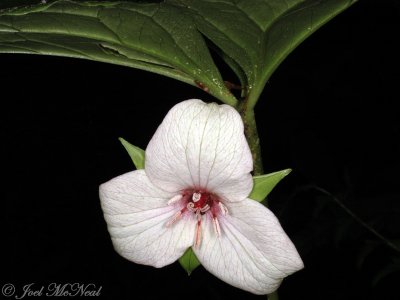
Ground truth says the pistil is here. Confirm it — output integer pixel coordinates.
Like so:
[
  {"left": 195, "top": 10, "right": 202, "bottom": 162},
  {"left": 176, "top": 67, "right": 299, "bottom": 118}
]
[{"left": 166, "top": 189, "right": 228, "bottom": 247}]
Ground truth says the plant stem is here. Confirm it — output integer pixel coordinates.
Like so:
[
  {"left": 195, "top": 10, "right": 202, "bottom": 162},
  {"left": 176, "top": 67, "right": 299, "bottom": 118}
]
[
  {"left": 238, "top": 98, "right": 279, "bottom": 299},
  {"left": 238, "top": 103, "right": 264, "bottom": 176},
  {"left": 268, "top": 291, "right": 279, "bottom": 300}
]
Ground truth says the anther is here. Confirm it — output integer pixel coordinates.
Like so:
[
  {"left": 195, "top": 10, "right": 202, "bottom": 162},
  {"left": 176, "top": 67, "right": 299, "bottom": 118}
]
[
  {"left": 218, "top": 202, "right": 228, "bottom": 215},
  {"left": 194, "top": 215, "right": 202, "bottom": 248},
  {"left": 166, "top": 208, "right": 185, "bottom": 227},
  {"left": 167, "top": 194, "right": 183, "bottom": 205},
  {"left": 212, "top": 216, "right": 221, "bottom": 237}
]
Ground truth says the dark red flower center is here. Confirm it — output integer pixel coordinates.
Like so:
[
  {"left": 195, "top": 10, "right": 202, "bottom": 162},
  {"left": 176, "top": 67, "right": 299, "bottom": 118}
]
[
  {"left": 189, "top": 191, "right": 211, "bottom": 213},
  {"left": 166, "top": 189, "right": 228, "bottom": 247}
]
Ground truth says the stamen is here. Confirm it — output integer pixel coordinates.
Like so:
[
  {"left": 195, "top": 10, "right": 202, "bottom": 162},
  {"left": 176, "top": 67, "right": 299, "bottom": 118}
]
[
  {"left": 212, "top": 216, "right": 221, "bottom": 237},
  {"left": 200, "top": 204, "right": 210, "bottom": 213},
  {"left": 166, "top": 208, "right": 185, "bottom": 227},
  {"left": 177, "top": 189, "right": 225, "bottom": 245},
  {"left": 192, "top": 192, "right": 201, "bottom": 202},
  {"left": 194, "top": 213, "right": 202, "bottom": 248},
  {"left": 218, "top": 202, "right": 228, "bottom": 215},
  {"left": 167, "top": 194, "right": 182, "bottom": 205}
]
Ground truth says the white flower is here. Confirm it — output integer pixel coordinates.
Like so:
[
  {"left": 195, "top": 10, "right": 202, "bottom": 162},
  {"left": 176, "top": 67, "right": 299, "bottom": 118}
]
[{"left": 99, "top": 99, "right": 303, "bottom": 295}]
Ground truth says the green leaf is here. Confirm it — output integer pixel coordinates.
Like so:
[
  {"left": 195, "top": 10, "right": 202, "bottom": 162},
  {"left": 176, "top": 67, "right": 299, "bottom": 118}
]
[
  {"left": 177, "top": 0, "right": 357, "bottom": 107},
  {"left": 0, "top": 0, "right": 237, "bottom": 105},
  {"left": 0, "top": 0, "right": 356, "bottom": 106},
  {"left": 118, "top": 137, "right": 145, "bottom": 170},
  {"left": 250, "top": 169, "right": 292, "bottom": 202},
  {"left": 179, "top": 248, "right": 201, "bottom": 275}
]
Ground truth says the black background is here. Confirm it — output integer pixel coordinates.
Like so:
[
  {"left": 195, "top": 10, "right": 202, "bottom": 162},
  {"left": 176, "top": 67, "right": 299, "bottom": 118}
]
[{"left": 1, "top": 0, "right": 400, "bottom": 299}]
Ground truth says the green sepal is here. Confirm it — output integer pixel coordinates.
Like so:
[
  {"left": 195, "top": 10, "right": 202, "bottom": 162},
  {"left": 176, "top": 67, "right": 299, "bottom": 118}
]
[
  {"left": 249, "top": 169, "right": 292, "bottom": 202},
  {"left": 179, "top": 248, "right": 201, "bottom": 275},
  {"left": 118, "top": 137, "right": 145, "bottom": 170}
]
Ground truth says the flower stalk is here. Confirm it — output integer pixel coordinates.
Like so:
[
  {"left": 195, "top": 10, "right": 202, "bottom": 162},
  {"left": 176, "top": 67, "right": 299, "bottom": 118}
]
[
  {"left": 268, "top": 291, "right": 279, "bottom": 300},
  {"left": 238, "top": 99, "right": 264, "bottom": 176},
  {"left": 237, "top": 96, "right": 278, "bottom": 300}
]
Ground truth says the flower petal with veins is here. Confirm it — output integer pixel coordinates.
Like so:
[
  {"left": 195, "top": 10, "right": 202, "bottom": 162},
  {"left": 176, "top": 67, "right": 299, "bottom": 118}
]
[
  {"left": 100, "top": 170, "right": 196, "bottom": 268},
  {"left": 193, "top": 199, "right": 304, "bottom": 295},
  {"left": 145, "top": 99, "right": 253, "bottom": 202},
  {"left": 100, "top": 99, "right": 303, "bottom": 294}
]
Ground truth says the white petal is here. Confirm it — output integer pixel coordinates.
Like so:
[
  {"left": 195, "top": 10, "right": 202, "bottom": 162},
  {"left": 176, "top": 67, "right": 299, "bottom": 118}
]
[
  {"left": 193, "top": 199, "right": 303, "bottom": 295},
  {"left": 99, "top": 170, "right": 196, "bottom": 268},
  {"left": 145, "top": 99, "right": 253, "bottom": 201}
]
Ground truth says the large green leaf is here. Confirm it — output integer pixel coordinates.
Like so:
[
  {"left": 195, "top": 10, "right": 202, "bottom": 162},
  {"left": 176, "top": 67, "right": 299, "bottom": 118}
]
[
  {"left": 175, "top": 0, "right": 357, "bottom": 107},
  {"left": 0, "top": 0, "right": 356, "bottom": 106},
  {"left": 0, "top": 0, "right": 237, "bottom": 105}
]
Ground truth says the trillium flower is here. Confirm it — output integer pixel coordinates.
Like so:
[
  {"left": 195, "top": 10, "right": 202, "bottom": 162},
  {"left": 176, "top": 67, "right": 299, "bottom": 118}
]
[{"left": 99, "top": 99, "right": 303, "bottom": 295}]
